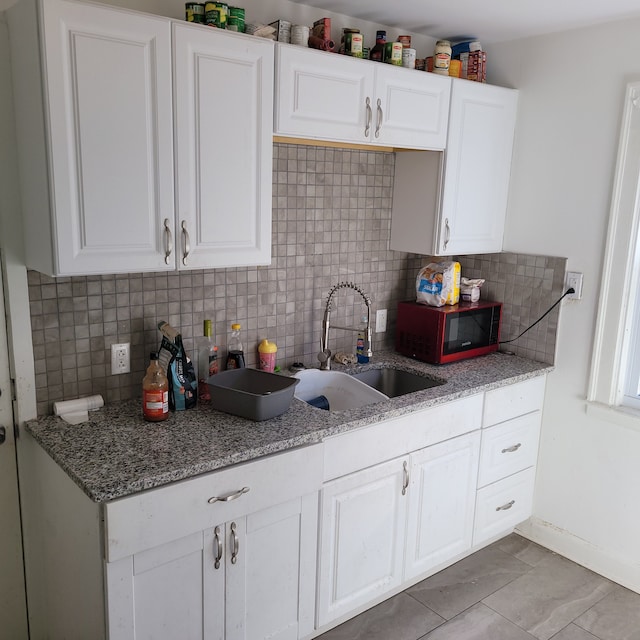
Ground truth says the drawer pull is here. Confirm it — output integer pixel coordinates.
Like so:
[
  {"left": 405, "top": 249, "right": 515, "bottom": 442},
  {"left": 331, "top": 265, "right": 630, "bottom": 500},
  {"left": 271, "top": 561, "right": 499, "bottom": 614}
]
[
  {"left": 496, "top": 500, "right": 515, "bottom": 512},
  {"left": 213, "top": 526, "right": 223, "bottom": 569},
  {"left": 207, "top": 486, "right": 250, "bottom": 505},
  {"left": 501, "top": 443, "right": 522, "bottom": 454},
  {"left": 230, "top": 522, "right": 239, "bottom": 565},
  {"left": 402, "top": 461, "right": 409, "bottom": 496}
]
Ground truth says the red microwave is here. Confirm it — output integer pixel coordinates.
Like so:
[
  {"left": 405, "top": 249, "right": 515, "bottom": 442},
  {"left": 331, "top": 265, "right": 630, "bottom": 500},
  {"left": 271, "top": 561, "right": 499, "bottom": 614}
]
[{"left": 395, "top": 300, "right": 502, "bottom": 364}]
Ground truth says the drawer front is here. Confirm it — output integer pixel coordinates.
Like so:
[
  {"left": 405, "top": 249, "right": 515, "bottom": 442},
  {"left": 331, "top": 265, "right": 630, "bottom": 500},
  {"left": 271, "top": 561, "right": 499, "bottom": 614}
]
[
  {"left": 105, "top": 444, "right": 323, "bottom": 562},
  {"left": 323, "top": 394, "right": 483, "bottom": 481},
  {"left": 477, "top": 411, "right": 541, "bottom": 488},
  {"left": 483, "top": 375, "right": 546, "bottom": 427},
  {"left": 473, "top": 467, "right": 535, "bottom": 547}
]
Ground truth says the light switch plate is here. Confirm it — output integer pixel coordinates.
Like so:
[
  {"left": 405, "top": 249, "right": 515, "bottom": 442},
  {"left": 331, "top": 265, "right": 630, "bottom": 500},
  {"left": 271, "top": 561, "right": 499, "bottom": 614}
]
[{"left": 376, "top": 309, "right": 387, "bottom": 333}]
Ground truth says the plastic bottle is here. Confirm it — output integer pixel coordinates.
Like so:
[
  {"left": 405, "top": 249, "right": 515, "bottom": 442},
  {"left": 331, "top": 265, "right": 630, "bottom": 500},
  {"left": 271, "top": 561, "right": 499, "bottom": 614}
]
[
  {"left": 142, "top": 352, "right": 169, "bottom": 422},
  {"left": 198, "top": 319, "right": 218, "bottom": 401},
  {"left": 226, "top": 323, "right": 245, "bottom": 369},
  {"left": 258, "top": 339, "right": 277, "bottom": 372},
  {"left": 433, "top": 40, "right": 452, "bottom": 75},
  {"left": 369, "top": 30, "right": 386, "bottom": 62},
  {"left": 356, "top": 315, "right": 370, "bottom": 364}
]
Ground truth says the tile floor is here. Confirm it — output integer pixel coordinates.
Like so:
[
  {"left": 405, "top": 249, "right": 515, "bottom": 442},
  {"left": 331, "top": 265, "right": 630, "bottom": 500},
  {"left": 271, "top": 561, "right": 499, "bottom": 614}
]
[{"left": 316, "top": 534, "right": 640, "bottom": 640}]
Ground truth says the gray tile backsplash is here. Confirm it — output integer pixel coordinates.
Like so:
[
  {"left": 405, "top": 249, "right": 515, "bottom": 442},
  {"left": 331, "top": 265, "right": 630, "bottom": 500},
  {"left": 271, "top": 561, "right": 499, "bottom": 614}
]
[{"left": 28, "top": 143, "right": 566, "bottom": 415}]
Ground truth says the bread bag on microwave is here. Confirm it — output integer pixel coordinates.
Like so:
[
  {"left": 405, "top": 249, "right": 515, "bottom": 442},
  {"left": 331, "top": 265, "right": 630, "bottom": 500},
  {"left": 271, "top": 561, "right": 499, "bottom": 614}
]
[{"left": 416, "top": 261, "right": 461, "bottom": 307}]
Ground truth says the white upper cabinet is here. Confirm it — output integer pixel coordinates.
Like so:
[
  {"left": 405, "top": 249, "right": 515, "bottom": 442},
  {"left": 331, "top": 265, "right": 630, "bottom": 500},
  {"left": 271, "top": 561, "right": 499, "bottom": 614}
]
[
  {"left": 8, "top": 0, "right": 273, "bottom": 276},
  {"left": 391, "top": 80, "right": 518, "bottom": 256},
  {"left": 275, "top": 44, "right": 450, "bottom": 150},
  {"left": 173, "top": 24, "right": 273, "bottom": 270},
  {"left": 9, "top": 0, "right": 174, "bottom": 276}
]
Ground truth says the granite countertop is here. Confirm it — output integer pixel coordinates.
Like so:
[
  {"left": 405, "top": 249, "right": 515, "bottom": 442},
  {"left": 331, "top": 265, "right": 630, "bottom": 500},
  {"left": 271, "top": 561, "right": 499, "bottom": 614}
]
[{"left": 26, "top": 351, "right": 553, "bottom": 503}]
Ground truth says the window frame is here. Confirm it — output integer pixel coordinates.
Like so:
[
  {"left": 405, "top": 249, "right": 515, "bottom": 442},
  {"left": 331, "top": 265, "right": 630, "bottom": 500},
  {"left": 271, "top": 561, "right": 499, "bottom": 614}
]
[{"left": 589, "top": 81, "right": 640, "bottom": 412}]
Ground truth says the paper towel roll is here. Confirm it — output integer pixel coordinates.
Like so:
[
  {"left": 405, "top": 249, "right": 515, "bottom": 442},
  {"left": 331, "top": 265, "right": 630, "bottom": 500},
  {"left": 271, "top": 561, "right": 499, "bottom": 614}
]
[{"left": 54, "top": 395, "right": 104, "bottom": 424}]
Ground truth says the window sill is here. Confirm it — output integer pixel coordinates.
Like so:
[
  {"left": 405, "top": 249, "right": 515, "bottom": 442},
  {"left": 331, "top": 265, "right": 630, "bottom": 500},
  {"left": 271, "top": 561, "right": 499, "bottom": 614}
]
[{"left": 586, "top": 401, "right": 640, "bottom": 433}]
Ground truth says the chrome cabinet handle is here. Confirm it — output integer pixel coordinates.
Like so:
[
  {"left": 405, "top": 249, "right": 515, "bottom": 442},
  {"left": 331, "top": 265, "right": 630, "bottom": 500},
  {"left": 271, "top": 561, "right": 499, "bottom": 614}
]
[
  {"left": 213, "top": 526, "right": 223, "bottom": 569},
  {"left": 181, "top": 220, "right": 190, "bottom": 266},
  {"left": 496, "top": 500, "right": 515, "bottom": 512},
  {"left": 443, "top": 218, "right": 451, "bottom": 251},
  {"left": 402, "top": 461, "right": 409, "bottom": 496},
  {"left": 207, "top": 486, "right": 250, "bottom": 505},
  {"left": 230, "top": 522, "right": 239, "bottom": 565},
  {"left": 163, "top": 218, "right": 173, "bottom": 265},
  {"left": 502, "top": 443, "right": 522, "bottom": 454},
  {"left": 364, "top": 97, "right": 372, "bottom": 137},
  {"left": 375, "top": 98, "right": 383, "bottom": 138}
]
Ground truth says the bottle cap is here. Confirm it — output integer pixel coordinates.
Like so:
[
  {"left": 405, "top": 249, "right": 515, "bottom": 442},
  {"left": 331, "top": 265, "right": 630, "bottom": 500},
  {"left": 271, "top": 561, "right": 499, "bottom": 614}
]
[
  {"left": 258, "top": 339, "right": 277, "bottom": 353},
  {"left": 231, "top": 323, "right": 241, "bottom": 330}
]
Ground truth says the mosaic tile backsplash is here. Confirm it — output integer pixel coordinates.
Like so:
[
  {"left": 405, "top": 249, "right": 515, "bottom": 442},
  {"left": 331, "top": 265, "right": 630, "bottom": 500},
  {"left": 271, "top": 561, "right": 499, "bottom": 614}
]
[{"left": 28, "top": 143, "right": 566, "bottom": 415}]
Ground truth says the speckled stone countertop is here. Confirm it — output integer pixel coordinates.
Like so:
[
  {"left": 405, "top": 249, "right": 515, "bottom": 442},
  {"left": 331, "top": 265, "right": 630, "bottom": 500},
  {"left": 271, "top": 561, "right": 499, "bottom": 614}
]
[{"left": 26, "top": 352, "right": 552, "bottom": 503}]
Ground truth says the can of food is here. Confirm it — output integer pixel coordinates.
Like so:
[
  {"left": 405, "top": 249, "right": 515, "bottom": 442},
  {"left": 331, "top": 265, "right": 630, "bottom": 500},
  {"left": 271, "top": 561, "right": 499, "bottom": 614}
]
[
  {"left": 448, "top": 59, "right": 461, "bottom": 77},
  {"left": 402, "top": 47, "right": 416, "bottom": 69},
  {"left": 205, "top": 2, "right": 228, "bottom": 28},
  {"left": 185, "top": 2, "right": 205, "bottom": 23},
  {"left": 397, "top": 35, "right": 412, "bottom": 48},
  {"left": 343, "top": 28, "right": 363, "bottom": 57},
  {"left": 291, "top": 24, "right": 310, "bottom": 46},
  {"left": 228, "top": 6, "right": 245, "bottom": 31},
  {"left": 384, "top": 41, "right": 403, "bottom": 65},
  {"left": 362, "top": 47, "right": 370, "bottom": 60},
  {"left": 415, "top": 58, "right": 426, "bottom": 71}
]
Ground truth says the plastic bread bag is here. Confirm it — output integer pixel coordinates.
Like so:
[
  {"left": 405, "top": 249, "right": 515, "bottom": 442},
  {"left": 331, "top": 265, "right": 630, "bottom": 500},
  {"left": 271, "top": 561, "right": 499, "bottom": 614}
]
[
  {"left": 416, "top": 261, "right": 461, "bottom": 307},
  {"left": 460, "top": 277, "right": 485, "bottom": 303}
]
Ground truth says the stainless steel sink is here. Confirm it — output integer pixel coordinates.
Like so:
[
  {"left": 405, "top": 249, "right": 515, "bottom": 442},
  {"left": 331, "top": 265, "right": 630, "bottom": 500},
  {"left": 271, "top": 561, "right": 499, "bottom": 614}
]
[{"left": 351, "top": 367, "right": 445, "bottom": 398}]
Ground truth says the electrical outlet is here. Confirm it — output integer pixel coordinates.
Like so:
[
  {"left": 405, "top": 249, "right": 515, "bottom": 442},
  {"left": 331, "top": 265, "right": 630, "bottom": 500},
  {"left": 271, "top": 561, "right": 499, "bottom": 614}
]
[
  {"left": 565, "top": 271, "right": 584, "bottom": 300},
  {"left": 376, "top": 309, "right": 387, "bottom": 333},
  {"left": 111, "top": 342, "right": 130, "bottom": 374}
]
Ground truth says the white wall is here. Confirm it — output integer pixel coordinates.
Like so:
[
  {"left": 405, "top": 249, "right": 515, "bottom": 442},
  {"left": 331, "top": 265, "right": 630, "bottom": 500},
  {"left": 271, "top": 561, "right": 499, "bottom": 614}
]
[{"left": 487, "top": 22, "right": 640, "bottom": 589}]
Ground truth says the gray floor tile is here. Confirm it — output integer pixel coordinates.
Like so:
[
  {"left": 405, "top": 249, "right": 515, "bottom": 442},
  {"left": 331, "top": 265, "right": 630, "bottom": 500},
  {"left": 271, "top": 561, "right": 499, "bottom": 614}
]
[
  {"left": 549, "top": 624, "right": 600, "bottom": 639},
  {"left": 407, "top": 545, "right": 531, "bottom": 620},
  {"left": 496, "top": 533, "right": 556, "bottom": 567},
  {"left": 573, "top": 585, "right": 640, "bottom": 640},
  {"left": 483, "top": 554, "right": 615, "bottom": 640},
  {"left": 420, "top": 603, "right": 536, "bottom": 640},
  {"left": 317, "top": 592, "right": 445, "bottom": 640}
]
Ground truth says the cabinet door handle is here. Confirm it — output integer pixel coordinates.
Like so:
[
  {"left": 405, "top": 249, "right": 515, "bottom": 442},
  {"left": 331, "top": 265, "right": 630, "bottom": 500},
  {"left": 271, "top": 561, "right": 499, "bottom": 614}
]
[
  {"left": 163, "top": 218, "right": 173, "bottom": 265},
  {"left": 213, "top": 525, "right": 223, "bottom": 569},
  {"left": 230, "top": 522, "right": 239, "bottom": 564},
  {"left": 502, "top": 443, "right": 522, "bottom": 454},
  {"left": 402, "top": 461, "right": 409, "bottom": 496},
  {"left": 443, "top": 218, "right": 451, "bottom": 251},
  {"left": 181, "top": 220, "right": 190, "bottom": 266},
  {"left": 496, "top": 500, "right": 515, "bottom": 512},
  {"left": 364, "top": 97, "right": 372, "bottom": 137},
  {"left": 375, "top": 98, "right": 383, "bottom": 138},
  {"left": 207, "top": 486, "right": 250, "bottom": 504}
]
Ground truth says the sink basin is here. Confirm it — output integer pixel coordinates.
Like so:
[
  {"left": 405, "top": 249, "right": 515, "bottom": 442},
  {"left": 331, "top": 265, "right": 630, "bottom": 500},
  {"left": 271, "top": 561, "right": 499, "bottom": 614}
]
[
  {"left": 351, "top": 367, "right": 446, "bottom": 398},
  {"left": 293, "top": 369, "right": 388, "bottom": 412}
]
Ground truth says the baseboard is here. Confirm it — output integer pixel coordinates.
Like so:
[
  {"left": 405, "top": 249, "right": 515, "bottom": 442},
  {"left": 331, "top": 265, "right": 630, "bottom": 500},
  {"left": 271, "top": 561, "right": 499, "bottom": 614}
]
[{"left": 516, "top": 517, "right": 640, "bottom": 594}]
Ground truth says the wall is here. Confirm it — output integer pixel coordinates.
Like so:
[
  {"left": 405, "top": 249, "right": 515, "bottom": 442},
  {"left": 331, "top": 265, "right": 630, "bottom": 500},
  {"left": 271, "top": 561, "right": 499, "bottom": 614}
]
[
  {"left": 487, "top": 21, "right": 640, "bottom": 590},
  {"left": 25, "top": 138, "right": 567, "bottom": 415}
]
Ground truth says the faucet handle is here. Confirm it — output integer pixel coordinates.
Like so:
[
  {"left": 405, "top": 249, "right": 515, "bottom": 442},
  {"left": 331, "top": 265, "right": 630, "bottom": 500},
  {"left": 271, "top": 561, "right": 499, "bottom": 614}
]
[{"left": 317, "top": 348, "right": 331, "bottom": 370}]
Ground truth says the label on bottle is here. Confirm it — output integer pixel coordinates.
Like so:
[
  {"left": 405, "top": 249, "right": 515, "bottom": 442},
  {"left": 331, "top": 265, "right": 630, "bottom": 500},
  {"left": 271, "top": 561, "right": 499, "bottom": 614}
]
[{"left": 143, "top": 390, "right": 168, "bottom": 418}]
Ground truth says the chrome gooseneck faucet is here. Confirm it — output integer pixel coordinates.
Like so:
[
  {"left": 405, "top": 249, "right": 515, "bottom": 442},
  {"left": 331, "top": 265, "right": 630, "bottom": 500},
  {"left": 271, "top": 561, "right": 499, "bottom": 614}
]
[{"left": 318, "top": 281, "right": 372, "bottom": 371}]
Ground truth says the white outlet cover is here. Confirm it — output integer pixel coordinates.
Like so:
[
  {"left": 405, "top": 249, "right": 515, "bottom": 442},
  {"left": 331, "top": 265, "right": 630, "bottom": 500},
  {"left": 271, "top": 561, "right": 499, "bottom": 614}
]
[
  {"left": 376, "top": 309, "right": 387, "bottom": 333},
  {"left": 111, "top": 342, "right": 131, "bottom": 374}
]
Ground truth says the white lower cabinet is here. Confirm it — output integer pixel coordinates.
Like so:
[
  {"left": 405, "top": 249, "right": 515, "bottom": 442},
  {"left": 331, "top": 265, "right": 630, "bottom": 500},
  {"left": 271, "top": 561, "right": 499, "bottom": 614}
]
[
  {"left": 404, "top": 432, "right": 480, "bottom": 581},
  {"left": 107, "top": 494, "right": 317, "bottom": 640},
  {"left": 317, "top": 457, "right": 408, "bottom": 626}
]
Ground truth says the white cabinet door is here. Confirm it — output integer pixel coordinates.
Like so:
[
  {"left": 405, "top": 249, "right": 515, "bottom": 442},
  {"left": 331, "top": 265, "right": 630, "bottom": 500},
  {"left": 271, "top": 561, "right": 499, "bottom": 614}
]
[
  {"left": 174, "top": 25, "right": 273, "bottom": 269},
  {"left": 317, "top": 456, "right": 408, "bottom": 627},
  {"left": 275, "top": 44, "right": 449, "bottom": 150},
  {"left": 225, "top": 495, "right": 318, "bottom": 640},
  {"left": 439, "top": 80, "right": 518, "bottom": 255},
  {"left": 404, "top": 432, "right": 480, "bottom": 581},
  {"left": 372, "top": 64, "right": 450, "bottom": 149},
  {"left": 36, "top": 0, "right": 174, "bottom": 275},
  {"left": 275, "top": 44, "right": 374, "bottom": 144}
]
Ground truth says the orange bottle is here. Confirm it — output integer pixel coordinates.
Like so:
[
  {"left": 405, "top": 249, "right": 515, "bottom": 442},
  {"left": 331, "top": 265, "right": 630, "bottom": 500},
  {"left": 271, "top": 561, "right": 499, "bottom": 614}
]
[{"left": 142, "top": 352, "right": 169, "bottom": 422}]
